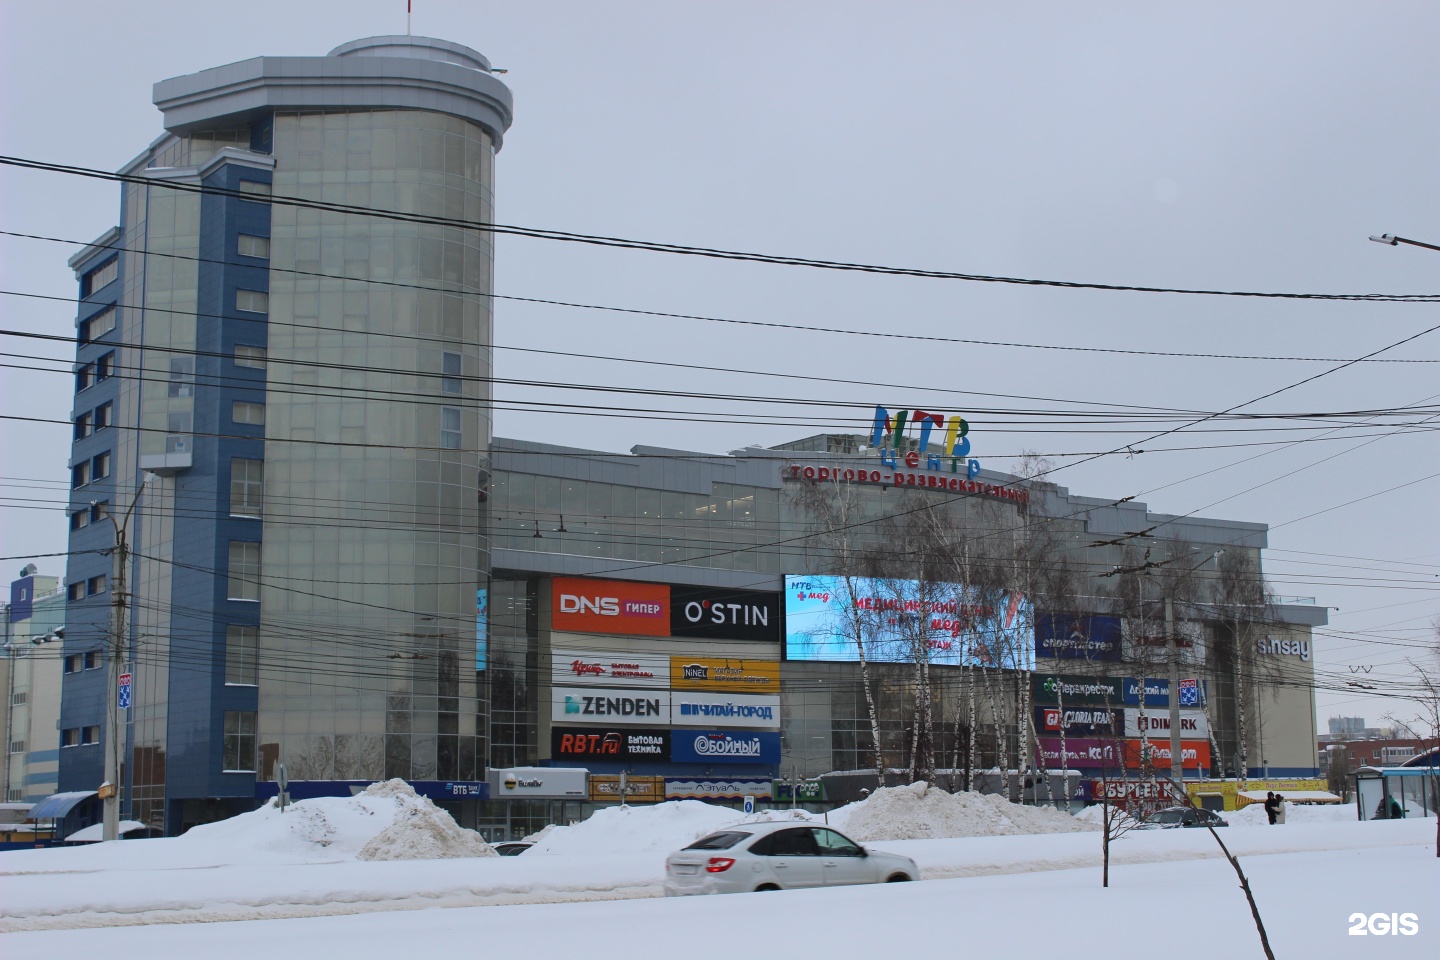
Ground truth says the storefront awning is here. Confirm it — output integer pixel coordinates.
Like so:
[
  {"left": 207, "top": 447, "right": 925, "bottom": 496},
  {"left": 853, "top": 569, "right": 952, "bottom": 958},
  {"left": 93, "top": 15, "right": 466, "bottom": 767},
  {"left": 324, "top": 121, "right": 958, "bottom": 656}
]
[{"left": 27, "top": 791, "right": 97, "bottom": 820}]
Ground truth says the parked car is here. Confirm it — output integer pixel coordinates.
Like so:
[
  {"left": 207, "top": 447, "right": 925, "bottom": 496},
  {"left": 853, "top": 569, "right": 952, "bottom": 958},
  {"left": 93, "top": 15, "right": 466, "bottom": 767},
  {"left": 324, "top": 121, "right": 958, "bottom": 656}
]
[
  {"left": 1139, "top": 806, "right": 1228, "bottom": 829},
  {"left": 491, "top": 841, "right": 533, "bottom": 856},
  {"left": 664, "top": 822, "right": 918, "bottom": 896}
]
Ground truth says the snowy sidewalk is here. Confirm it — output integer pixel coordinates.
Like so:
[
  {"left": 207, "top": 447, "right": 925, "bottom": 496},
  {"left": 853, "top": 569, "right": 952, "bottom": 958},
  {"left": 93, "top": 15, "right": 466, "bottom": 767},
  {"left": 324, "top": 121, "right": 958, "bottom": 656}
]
[
  {"left": 1, "top": 817, "right": 1427, "bottom": 932},
  {"left": 5, "top": 831, "right": 1436, "bottom": 959}
]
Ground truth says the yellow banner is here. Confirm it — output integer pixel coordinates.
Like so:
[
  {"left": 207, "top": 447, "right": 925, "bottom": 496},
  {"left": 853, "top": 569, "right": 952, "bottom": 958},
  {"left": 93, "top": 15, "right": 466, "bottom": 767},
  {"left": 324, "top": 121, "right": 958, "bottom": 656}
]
[
  {"left": 1186, "top": 779, "right": 1327, "bottom": 811},
  {"left": 670, "top": 656, "right": 780, "bottom": 693},
  {"left": 588, "top": 775, "right": 664, "bottom": 802}
]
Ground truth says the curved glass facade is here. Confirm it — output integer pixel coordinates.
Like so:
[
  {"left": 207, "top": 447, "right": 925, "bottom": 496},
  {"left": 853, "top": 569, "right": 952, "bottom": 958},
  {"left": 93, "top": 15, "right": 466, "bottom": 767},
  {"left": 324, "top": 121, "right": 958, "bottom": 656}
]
[{"left": 258, "top": 109, "right": 495, "bottom": 782}]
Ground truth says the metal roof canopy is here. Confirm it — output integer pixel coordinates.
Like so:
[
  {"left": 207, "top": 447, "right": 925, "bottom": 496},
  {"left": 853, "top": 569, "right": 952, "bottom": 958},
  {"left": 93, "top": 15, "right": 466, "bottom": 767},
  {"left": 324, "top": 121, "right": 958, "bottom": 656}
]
[{"left": 27, "top": 791, "right": 97, "bottom": 821}]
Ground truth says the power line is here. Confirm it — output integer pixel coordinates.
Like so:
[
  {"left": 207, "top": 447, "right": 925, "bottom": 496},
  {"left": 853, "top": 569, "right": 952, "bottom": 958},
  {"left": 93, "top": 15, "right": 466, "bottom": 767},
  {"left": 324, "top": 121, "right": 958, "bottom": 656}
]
[{"left": 3, "top": 155, "right": 1439, "bottom": 302}]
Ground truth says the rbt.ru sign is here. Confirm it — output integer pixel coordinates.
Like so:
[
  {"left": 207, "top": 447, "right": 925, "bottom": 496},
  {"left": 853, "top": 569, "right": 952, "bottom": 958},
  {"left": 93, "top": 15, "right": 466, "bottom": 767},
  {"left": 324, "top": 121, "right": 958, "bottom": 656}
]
[{"left": 872, "top": 406, "right": 981, "bottom": 479}]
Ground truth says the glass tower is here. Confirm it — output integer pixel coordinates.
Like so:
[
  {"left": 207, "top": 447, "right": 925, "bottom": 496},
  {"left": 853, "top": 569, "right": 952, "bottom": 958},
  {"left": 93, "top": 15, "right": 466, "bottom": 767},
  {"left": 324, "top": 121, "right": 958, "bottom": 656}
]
[{"left": 60, "top": 37, "right": 511, "bottom": 834}]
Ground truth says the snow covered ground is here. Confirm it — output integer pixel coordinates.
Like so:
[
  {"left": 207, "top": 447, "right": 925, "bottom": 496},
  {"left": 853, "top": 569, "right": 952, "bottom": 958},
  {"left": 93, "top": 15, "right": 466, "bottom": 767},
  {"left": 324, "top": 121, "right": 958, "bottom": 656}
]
[
  {"left": 3, "top": 818, "right": 1434, "bottom": 958},
  {"left": 2, "top": 781, "right": 1433, "bottom": 942}
]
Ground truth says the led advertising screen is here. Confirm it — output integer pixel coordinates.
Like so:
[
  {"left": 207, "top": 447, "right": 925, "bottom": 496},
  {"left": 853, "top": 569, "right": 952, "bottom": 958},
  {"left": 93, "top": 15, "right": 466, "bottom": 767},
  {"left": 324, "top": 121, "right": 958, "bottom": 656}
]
[{"left": 784, "top": 574, "right": 1032, "bottom": 669}]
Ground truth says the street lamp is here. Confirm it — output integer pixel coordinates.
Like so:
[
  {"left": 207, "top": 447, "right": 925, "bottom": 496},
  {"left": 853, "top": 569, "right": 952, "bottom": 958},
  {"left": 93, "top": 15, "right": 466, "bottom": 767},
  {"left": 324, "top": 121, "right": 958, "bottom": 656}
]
[{"left": 1369, "top": 234, "right": 1440, "bottom": 252}]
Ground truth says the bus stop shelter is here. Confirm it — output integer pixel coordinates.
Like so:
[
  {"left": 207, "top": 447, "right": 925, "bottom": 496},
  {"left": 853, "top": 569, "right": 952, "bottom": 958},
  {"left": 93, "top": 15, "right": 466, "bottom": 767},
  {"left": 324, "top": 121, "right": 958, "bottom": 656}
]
[{"left": 1354, "top": 766, "right": 1438, "bottom": 821}]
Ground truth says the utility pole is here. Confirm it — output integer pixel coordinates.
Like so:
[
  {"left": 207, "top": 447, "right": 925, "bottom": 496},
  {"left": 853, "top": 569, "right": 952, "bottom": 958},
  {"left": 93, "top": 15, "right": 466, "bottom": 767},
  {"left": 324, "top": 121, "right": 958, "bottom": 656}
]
[
  {"left": 1165, "top": 597, "right": 1183, "bottom": 790},
  {"left": 101, "top": 477, "right": 147, "bottom": 842}
]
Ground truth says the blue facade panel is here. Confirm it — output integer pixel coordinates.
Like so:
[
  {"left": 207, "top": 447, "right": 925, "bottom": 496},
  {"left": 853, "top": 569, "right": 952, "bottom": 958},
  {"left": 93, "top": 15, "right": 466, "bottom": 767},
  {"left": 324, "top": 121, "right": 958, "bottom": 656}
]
[
  {"left": 162, "top": 162, "right": 271, "bottom": 807},
  {"left": 58, "top": 242, "right": 124, "bottom": 796}
]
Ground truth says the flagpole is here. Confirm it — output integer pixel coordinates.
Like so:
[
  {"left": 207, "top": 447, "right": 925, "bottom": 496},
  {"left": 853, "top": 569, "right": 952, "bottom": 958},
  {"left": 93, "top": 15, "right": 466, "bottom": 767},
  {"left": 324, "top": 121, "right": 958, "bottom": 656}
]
[{"left": 407, "top": 0, "right": 412, "bottom": 36}]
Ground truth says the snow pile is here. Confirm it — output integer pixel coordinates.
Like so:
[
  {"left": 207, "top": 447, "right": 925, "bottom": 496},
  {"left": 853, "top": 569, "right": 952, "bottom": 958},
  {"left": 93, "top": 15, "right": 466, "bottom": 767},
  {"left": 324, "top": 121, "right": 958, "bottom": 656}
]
[
  {"left": 1227, "top": 800, "right": 1355, "bottom": 827},
  {"left": 525, "top": 800, "right": 747, "bottom": 855},
  {"left": 356, "top": 781, "right": 496, "bottom": 861},
  {"left": 829, "top": 782, "right": 1098, "bottom": 841},
  {"left": 176, "top": 779, "right": 492, "bottom": 863}
]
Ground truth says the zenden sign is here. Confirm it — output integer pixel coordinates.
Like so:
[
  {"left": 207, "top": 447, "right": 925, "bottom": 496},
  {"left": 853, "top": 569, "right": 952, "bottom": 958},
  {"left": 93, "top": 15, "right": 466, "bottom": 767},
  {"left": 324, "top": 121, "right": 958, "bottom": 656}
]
[{"left": 872, "top": 405, "right": 981, "bottom": 479}]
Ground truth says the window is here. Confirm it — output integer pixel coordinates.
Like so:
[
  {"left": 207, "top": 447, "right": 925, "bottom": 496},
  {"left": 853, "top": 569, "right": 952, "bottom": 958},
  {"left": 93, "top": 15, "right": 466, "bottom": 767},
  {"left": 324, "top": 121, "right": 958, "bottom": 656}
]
[
  {"left": 813, "top": 828, "right": 864, "bottom": 857},
  {"left": 62, "top": 728, "right": 79, "bottom": 747},
  {"left": 64, "top": 655, "right": 83, "bottom": 674},
  {"left": 237, "top": 180, "right": 271, "bottom": 199},
  {"left": 81, "top": 726, "right": 100, "bottom": 745},
  {"left": 168, "top": 357, "right": 195, "bottom": 397},
  {"left": 95, "top": 352, "right": 113, "bottom": 382},
  {"left": 225, "top": 625, "right": 259, "bottom": 685},
  {"left": 233, "top": 401, "right": 266, "bottom": 426},
  {"left": 87, "top": 574, "right": 106, "bottom": 596},
  {"left": 441, "top": 352, "right": 462, "bottom": 393},
  {"left": 238, "top": 234, "right": 270, "bottom": 259},
  {"left": 71, "top": 461, "right": 90, "bottom": 488},
  {"left": 236, "top": 289, "right": 269, "bottom": 314},
  {"left": 683, "top": 832, "right": 753, "bottom": 851},
  {"left": 91, "top": 501, "right": 109, "bottom": 523},
  {"left": 70, "top": 510, "right": 89, "bottom": 530},
  {"left": 76, "top": 363, "right": 94, "bottom": 392},
  {"left": 74, "top": 412, "right": 93, "bottom": 439},
  {"left": 67, "top": 582, "right": 85, "bottom": 601},
  {"left": 91, "top": 452, "right": 110, "bottom": 481},
  {"left": 8, "top": 740, "right": 24, "bottom": 754},
  {"left": 84, "top": 650, "right": 100, "bottom": 670},
  {"left": 234, "top": 345, "right": 267, "bottom": 370},
  {"left": 10, "top": 691, "right": 26, "bottom": 706},
  {"left": 441, "top": 406, "right": 461, "bottom": 449},
  {"left": 94, "top": 402, "right": 112, "bottom": 429},
  {"left": 223, "top": 711, "right": 257, "bottom": 771},
  {"left": 84, "top": 259, "right": 118, "bottom": 296},
  {"left": 230, "top": 459, "right": 263, "bottom": 517},
  {"left": 81, "top": 305, "right": 116, "bottom": 342},
  {"left": 228, "top": 541, "right": 261, "bottom": 601}
]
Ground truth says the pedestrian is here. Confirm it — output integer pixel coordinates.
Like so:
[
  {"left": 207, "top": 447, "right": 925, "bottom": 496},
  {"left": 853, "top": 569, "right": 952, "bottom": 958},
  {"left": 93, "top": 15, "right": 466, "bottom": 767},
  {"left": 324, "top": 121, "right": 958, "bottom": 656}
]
[
  {"left": 1263, "top": 791, "right": 1278, "bottom": 825},
  {"left": 1388, "top": 795, "right": 1405, "bottom": 819},
  {"left": 1275, "top": 793, "right": 1286, "bottom": 824}
]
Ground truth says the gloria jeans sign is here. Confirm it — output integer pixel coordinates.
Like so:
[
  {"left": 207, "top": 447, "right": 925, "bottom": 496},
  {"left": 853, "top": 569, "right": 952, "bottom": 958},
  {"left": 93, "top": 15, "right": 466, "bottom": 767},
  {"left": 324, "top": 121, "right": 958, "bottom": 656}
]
[{"left": 1035, "top": 705, "right": 1123, "bottom": 736}]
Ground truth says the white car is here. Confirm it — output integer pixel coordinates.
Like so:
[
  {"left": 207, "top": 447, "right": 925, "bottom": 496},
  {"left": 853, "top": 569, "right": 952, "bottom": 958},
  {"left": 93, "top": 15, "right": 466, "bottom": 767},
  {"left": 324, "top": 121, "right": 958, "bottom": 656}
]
[{"left": 664, "top": 821, "right": 919, "bottom": 895}]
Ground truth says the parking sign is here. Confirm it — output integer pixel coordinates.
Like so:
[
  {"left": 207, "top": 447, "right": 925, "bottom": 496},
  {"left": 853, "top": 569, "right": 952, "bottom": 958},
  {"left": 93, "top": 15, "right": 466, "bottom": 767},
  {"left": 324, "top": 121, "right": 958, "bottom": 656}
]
[{"left": 118, "top": 672, "right": 132, "bottom": 710}]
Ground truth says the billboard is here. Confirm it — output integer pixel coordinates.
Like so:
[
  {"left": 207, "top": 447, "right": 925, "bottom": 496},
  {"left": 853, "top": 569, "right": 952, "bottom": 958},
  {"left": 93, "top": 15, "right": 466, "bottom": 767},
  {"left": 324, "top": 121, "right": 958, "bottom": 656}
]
[
  {"left": 783, "top": 574, "right": 1031, "bottom": 669},
  {"left": 488, "top": 767, "right": 588, "bottom": 799},
  {"left": 665, "top": 778, "right": 774, "bottom": 801},
  {"left": 671, "top": 692, "right": 781, "bottom": 729},
  {"left": 1120, "top": 678, "right": 1206, "bottom": 707},
  {"left": 671, "top": 730, "right": 781, "bottom": 765},
  {"left": 1124, "top": 709, "right": 1209, "bottom": 738},
  {"left": 550, "top": 578, "right": 782, "bottom": 642},
  {"left": 669, "top": 656, "right": 781, "bottom": 694},
  {"left": 551, "top": 577, "right": 670, "bottom": 637},
  {"left": 670, "top": 586, "right": 781, "bottom": 642},
  {"left": 551, "top": 686, "right": 670, "bottom": 725},
  {"left": 1035, "top": 706, "right": 1123, "bottom": 737},
  {"left": 1031, "top": 674, "right": 1125, "bottom": 706},
  {"left": 552, "top": 650, "right": 669, "bottom": 688},
  {"left": 551, "top": 728, "right": 671, "bottom": 761},
  {"left": 1036, "top": 737, "right": 1211, "bottom": 769},
  {"left": 589, "top": 775, "right": 665, "bottom": 802},
  {"left": 1035, "top": 613, "right": 1123, "bottom": 661}
]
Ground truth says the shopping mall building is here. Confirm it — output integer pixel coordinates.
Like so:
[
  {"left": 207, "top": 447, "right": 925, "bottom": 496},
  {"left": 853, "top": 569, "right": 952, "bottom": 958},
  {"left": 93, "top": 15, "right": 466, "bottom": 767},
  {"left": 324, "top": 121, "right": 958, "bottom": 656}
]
[{"left": 49, "top": 35, "right": 1325, "bottom": 838}]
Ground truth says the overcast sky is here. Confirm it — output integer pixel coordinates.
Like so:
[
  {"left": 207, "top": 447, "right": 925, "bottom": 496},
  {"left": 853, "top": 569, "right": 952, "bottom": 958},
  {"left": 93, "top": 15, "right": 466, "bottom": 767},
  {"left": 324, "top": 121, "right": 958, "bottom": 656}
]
[{"left": 2, "top": 1, "right": 1436, "bottom": 725}]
